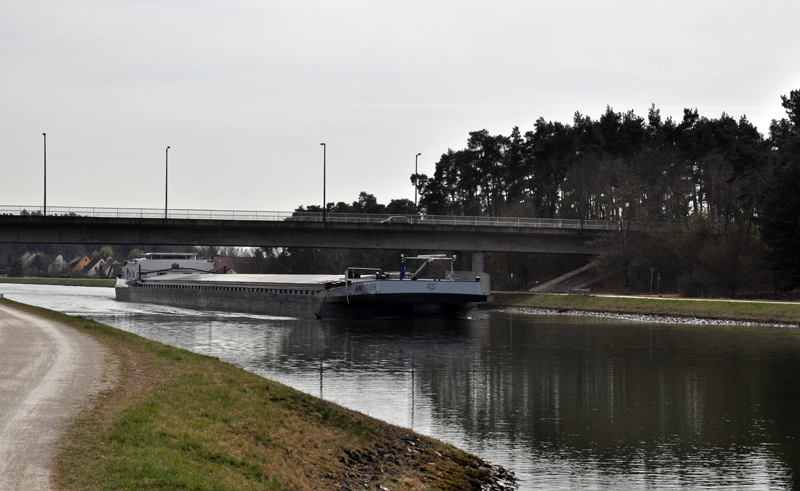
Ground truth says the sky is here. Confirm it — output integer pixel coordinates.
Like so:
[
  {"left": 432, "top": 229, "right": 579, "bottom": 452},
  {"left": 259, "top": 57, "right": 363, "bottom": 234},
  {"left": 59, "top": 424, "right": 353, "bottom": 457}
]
[{"left": 2, "top": 1, "right": 799, "bottom": 214}]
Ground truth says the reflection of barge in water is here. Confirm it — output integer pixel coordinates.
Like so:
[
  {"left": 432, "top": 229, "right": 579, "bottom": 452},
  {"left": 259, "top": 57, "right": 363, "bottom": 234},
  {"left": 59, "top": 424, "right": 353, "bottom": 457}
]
[{"left": 115, "top": 253, "right": 487, "bottom": 320}]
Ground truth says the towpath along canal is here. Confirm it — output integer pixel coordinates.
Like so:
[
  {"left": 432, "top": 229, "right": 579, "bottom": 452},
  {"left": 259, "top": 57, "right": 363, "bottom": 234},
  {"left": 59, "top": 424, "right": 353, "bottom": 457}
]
[{"left": 0, "top": 303, "right": 113, "bottom": 491}]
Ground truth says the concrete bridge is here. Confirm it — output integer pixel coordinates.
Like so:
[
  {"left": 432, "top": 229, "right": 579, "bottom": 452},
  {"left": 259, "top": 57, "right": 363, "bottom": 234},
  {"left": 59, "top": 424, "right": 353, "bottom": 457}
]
[{"left": 0, "top": 206, "right": 614, "bottom": 271}]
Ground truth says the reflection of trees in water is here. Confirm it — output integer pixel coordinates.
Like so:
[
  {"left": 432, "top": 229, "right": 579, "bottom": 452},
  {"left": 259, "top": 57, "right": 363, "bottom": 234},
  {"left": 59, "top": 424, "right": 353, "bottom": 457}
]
[
  {"left": 268, "top": 317, "right": 479, "bottom": 366},
  {"left": 416, "top": 315, "right": 800, "bottom": 477},
  {"left": 247, "top": 317, "right": 484, "bottom": 389}
]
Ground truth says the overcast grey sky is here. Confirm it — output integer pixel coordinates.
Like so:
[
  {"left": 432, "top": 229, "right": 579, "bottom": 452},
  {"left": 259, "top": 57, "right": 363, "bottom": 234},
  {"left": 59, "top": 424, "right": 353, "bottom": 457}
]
[{"left": 2, "top": 1, "right": 798, "bottom": 213}]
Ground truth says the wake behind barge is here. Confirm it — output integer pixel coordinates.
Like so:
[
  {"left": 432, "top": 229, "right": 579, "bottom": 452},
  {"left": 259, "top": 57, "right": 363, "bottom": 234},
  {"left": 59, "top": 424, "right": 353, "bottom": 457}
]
[{"left": 115, "top": 253, "right": 487, "bottom": 320}]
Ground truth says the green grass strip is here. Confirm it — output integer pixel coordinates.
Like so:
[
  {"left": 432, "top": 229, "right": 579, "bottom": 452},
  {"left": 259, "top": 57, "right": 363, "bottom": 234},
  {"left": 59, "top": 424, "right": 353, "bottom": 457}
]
[
  {"left": 490, "top": 293, "right": 800, "bottom": 325},
  {"left": 0, "top": 277, "right": 115, "bottom": 287}
]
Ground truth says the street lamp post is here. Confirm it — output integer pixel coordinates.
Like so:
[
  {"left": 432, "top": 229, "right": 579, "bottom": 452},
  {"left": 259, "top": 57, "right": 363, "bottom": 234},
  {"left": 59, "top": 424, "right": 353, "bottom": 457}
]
[
  {"left": 165, "top": 146, "right": 170, "bottom": 219},
  {"left": 576, "top": 151, "right": 585, "bottom": 232},
  {"left": 42, "top": 133, "right": 46, "bottom": 216},
  {"left": 320, "top": 143, "right": 326, "bottom": 222},
  {"left": 581, "top": 154, "right": 585, "bottom": 232},
  {"left": 662, "top": 170, "right": 669, "bottom": 220},
  {"left": 414, "top": 152, "right": 421, "bottom": 210}
]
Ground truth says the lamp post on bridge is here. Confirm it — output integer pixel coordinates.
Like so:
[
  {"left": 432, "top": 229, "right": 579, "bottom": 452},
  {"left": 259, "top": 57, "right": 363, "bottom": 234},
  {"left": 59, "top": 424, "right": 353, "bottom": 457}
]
[
  {"left": 42, "top": 133, "right": 46, "bottom": 216},
  {"left": 414, "top": 152, "right": 421, "bottom": 210},
  {"left": 576, "top": 151, "right": 585, "bottom": 232},
  {"left": 320, "top": 143, "right": 326, "bottom": 222},
  {"left": 165, "top": 146, "right": 170, "bottom": 219},
  {"left": 662, "top": 170, "right": 669, "bottom": 220}
]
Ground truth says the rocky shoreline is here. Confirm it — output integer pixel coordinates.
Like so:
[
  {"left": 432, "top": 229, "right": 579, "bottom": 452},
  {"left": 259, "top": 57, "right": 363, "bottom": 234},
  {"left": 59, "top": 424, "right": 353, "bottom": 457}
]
[
  {"left": 326, "top": 428, "right": 518, "bottom": 490},
  {"left": 499, "top": 306, "right": 799, "bottom": 328},
  {"left": 481, "top": 464, "right": 518, "bottom": 490}
]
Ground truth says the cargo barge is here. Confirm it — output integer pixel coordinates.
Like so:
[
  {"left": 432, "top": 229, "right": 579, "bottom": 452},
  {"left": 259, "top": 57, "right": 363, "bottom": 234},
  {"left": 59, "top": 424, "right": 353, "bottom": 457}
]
[{"left": 115, "top": 253, "right": 487, "bottom": 320}]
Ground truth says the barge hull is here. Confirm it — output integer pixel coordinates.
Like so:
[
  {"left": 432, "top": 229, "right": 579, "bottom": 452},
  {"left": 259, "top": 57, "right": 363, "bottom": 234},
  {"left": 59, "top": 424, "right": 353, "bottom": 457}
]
[
  {"left": 116, "top": 276, "right": 486, "bottom": 320},
  {"left": 116, "top": 283, "right": 326, "bottom": 319},
  {"left": 117, "top": 286, "right": 485, "bottom": 320}
]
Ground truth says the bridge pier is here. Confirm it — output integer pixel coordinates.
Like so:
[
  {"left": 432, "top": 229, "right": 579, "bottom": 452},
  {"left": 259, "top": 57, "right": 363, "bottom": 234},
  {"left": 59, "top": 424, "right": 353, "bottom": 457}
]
[
  {"left": 471, "top": 252, "right": 484, "bottom": 273},
  {"left": 470, "top": 251, "right": 491, "bottom": 296}
]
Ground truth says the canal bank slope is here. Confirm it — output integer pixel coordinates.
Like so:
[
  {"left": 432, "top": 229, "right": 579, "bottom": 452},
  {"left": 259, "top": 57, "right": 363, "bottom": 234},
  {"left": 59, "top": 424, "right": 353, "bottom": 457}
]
[
  {"left": 0, "top": 299, "right": 516, "bottom": 491},
  {"left": 488, "top": 292, "right": 800, "bottom": 326}
]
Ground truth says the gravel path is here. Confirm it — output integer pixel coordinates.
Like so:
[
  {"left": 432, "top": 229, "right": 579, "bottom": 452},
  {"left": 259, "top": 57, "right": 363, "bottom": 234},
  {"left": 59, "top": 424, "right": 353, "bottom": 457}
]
[{"left": 0, "top": 303, "right": 114, "bottom": 490}]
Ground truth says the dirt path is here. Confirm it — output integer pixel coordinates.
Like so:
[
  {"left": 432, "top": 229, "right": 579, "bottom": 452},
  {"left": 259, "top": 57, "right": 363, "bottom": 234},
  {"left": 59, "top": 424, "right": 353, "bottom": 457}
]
[{"left": 0, "top": 303, "right": 114, "bottom": 490}]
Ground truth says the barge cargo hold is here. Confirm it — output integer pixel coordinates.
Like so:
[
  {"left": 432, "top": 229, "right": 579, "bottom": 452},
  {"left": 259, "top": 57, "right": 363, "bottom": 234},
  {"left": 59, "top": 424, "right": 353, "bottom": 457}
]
[{"left": 115, "top": 253, "right": 487, "bottom": 320}]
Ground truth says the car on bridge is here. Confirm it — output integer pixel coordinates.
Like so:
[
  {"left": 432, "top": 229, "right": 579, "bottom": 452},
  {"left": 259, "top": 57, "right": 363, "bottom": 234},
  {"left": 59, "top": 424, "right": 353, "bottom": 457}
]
[{"left": 380, "top": 216, "right": 411, "bottom": 224}]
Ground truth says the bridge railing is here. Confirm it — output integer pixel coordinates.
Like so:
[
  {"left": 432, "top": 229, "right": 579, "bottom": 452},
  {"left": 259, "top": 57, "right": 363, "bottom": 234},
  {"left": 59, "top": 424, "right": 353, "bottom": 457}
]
[
  {"left": 0, "top": 205, "right": 622, "bottom": 230},
  {"left": 0, "top": 205, "right": 298, "bottom": 221}
]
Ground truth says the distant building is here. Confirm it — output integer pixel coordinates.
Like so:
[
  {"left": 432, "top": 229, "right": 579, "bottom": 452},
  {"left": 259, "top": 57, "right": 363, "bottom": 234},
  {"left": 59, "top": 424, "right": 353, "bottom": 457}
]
[
  {"left": 213, "top": 256, "right": 237, "bottom": 274},
  {"left": 102, "top": 259, "right": 123, "bottom": 278},
  {"left": 20, "top": 251, "right": 37, "bottom": 267},
  {"left": 20, "top": 251, "right": 57, "bottom": 274},
  {"left": 47, "top": 254, "right": 70, "bottom": 275},
  {"left": 69, "top": 254, "right": 92, "bottom": 273},
  {"left": 83, "top": 257, "right": 107, "bottom": 277},
  {"left": 46, "top": 254, "right": 70, "bottom": 275}
]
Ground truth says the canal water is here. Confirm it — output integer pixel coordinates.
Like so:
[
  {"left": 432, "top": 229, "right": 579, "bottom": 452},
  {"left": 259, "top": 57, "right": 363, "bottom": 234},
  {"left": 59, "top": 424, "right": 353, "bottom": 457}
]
[{"left": 3, "top": 283, "right": 800, "bottom": 489}]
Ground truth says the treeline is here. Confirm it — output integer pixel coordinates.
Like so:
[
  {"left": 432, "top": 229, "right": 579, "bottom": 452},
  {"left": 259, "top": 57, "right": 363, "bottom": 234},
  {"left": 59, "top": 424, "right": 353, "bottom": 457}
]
[
  {"left": 297, "top": 192, "right": 416, "bottom": 216},
  {"left": 415, "top": 107, "right": 767, "bottom": 223},
  {"left": 408, "top": 90, "right": 800, "bottom": 297}
]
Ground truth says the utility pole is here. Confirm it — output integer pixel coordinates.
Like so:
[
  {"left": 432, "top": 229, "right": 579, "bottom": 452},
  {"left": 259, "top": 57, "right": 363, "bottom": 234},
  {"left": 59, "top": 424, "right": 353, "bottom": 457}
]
[
  {"left": 576, "top": 151, "right": 585, "bottom": 232},
  {"left": 581, "top": 153, "right": 585, "bottom": 232},
  {"left": 320, "top": 143, "right": 326, "bottom": 222},
  {"left": 42, "top": 133, "right": 46, "bottom": 216},
  {"left": 165, "top": 146, "right": 170, "bottom": 219},
  {"left": 414, "top": 152, "right": 421, "bottom": 210}
]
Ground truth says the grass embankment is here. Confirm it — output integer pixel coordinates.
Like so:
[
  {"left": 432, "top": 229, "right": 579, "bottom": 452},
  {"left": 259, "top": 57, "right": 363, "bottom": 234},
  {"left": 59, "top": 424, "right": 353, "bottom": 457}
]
[
  {"left": 0, "top": 299, "right": 495, "bottom": 490},
  {"left": 490, "top": 293, "right": 800, "bottom": 325},
  {"left": 0, "top": 277, "right": 115, "bottom": 287}
]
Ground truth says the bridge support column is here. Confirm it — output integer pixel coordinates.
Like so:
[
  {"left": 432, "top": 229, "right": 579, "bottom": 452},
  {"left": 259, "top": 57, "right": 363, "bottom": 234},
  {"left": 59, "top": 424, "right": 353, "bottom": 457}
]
[
  {"left": 470, "top": 251, "right": 491, "bottom": 295},
  {"left": 471, "top": 252, "right": 484, "bottom": 273}
]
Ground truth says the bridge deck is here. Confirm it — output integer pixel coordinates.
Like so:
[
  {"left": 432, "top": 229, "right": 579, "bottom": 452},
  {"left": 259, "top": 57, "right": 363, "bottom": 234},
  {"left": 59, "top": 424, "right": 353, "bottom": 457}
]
[{"left": 0, "top": 206, "right": 615, "bottom": 255}]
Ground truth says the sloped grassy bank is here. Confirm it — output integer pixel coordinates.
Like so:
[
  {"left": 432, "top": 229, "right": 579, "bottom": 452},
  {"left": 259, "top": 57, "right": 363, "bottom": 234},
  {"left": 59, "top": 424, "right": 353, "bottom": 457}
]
[
  {"left": 0, "top": 299, "right": 512, "bottom": 490},
  {"left": 488, "top": 293, "right": 800, "bottom": 325}
]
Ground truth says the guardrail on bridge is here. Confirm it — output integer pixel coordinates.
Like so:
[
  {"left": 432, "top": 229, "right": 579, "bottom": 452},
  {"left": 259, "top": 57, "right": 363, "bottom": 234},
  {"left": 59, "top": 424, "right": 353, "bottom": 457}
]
[{"left": 0, "top": 205, "right": 621, "bottom": 231}]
